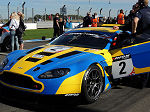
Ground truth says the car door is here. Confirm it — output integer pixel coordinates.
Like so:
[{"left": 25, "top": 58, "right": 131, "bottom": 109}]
[{"left": 110, "top": 41, "right": 150, "bottom": 79}]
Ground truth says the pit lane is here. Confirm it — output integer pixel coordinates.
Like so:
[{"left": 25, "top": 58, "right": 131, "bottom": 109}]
[{"left": 0, "top": 40, "right": 150, "bottom": 112}]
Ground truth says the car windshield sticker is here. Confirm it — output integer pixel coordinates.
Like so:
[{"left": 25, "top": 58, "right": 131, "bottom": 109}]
[
  {"left": 112, "top": 54, "right": 135, "bottom": 79},
  {"left": 44, "top": 46, "right": 71, "bottom": 53}
]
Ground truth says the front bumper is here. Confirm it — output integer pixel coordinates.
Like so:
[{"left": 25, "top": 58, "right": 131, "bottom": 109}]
[
  {"left": 0, "top": 71, "right": 44, "bottom": 93},
  {"left": 0, "top": 83, "right": 81, "bottom": 105}
]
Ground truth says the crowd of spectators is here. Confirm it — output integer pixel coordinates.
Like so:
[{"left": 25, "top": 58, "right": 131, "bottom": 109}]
[
  {"left": 83, "top": 10, "right": 127, "bottom": 27},
  {"left": 51, "top": 0, "right": 150, "bottom": 45}
]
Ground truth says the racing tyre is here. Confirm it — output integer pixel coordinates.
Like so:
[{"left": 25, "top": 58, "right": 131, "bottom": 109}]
[
  {"left": 1, "top": 36, "right": 11, "bottom": 52},
  {"left": 81, "top": 64, "right": 104, "bottom": 104},
  {"left": 146, "top": 73, "right": 150, "bottom": 88},
  {"left": 138, "top": 73, "right": 150, "bottom": 89}
]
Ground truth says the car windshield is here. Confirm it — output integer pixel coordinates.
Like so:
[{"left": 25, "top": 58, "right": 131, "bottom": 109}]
[{"left": 50, "top": 32, "right": 110, "bottom": 49}]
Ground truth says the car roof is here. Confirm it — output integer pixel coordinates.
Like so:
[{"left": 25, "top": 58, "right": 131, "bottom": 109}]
[{"left": 73, "top": 27, "right": 118, "bottom": 33}]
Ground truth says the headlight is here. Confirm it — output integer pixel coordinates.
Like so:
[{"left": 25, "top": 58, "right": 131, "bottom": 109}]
[
  {"left": 38, "top": 68, "right": 70, "bottom": 79},
  {"left": 0, "top": 57, "right": 9, "bottom": 69}
]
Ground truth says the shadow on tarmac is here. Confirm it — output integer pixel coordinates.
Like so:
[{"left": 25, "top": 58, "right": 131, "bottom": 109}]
[
  {"left": 0, "top": 76, "right": 150, "bottom": 112},
  {"left": 0, "top": 97, "right": 104, "bottom": 112}
]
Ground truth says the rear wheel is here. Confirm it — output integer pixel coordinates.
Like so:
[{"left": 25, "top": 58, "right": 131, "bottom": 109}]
[
  {"left": 81, "top": 64, "right": 104, "bottom": 104},
  {"left": 138, "top": 73, "right": 150, "bottom": 89}
]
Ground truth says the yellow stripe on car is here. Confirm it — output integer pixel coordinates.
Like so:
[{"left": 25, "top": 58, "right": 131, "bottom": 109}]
[
  {"left": 56, "top": 70, "right": 86, "bottom": 94},
  {"left": 74, "top": 27, "right": 117, "bottom": 33}
]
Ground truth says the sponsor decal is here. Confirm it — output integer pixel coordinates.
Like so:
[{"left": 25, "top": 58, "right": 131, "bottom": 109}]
[
  {"left": 112, "top": 54, "right": 131, "bottom": 62},
  {"left": 18, "top": 67, "right": 23, "bottom": 69},
  {"left": 65, "top": 94, "right": 79, "bottom": 96}
]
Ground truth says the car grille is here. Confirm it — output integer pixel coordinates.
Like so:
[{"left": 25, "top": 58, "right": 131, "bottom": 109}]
[{"left": 0, "top": 72, "right": 42, "bottom": 90}]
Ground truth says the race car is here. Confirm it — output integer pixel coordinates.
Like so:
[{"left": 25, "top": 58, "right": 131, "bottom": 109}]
[
  {"left": 0, "top": 26, "right": 11, "bottom": 51},
  {"left": 0, "top": 27, "right": 149, "bottom": 105}
]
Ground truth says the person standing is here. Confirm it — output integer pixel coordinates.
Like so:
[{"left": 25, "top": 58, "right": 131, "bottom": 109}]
[
  {"left": 112, "top": 17, "right": 117, "bottom": 24},
  {"left": 132, "top": 0, "right": 150, "bottom": 43},
  {"left": 53, "top": 13, "right": 60, "bottom": 37},
  {"left": 9, "top": 12, "right": 20, "bottom": 51},
  {"left": 83, "top": 12, "right": 92, "bottom": 27},
  {"left": 16, "top": 12, "right": 26, "bottom": 50},
  {"left": 106, "top": 17, "right": 112, "bottom": 24},
  {"left": 59, "top": 18, "right": 65, "bottom": 35},
  {"left": 121, "top": 3, "right": 140, "bottom": 32},
  {"left": 91, "top": 13, "right": 99, "bottom": 27},
  {"left": 117, "top": 9, "right": 125, "bottom": 24}
]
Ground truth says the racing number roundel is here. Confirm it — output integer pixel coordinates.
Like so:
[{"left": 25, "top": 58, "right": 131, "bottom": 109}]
[{"left": 112, "top": 54, "right": 135, "bottom": 79}]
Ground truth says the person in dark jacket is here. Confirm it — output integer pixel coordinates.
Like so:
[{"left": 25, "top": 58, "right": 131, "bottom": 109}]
[
  {"left": 83, "top": 12, "right": 92, "bottom": 27},
  {"left": 59, "top": 18, "right": 65, "bottom": 35},
  {"left": 132, "top": 0, "right": 150, "bottom": 43},
  {"left": 112, "top": 17, "right": 117, "bottom": 24},
  {"left": 53, "top": 13, "right": 60, "bottom": 37},
  {"left": 121, "top": 3, "right": 140, "bottom": 32},
  {"left": 16, "top": 12, "right": 26, "bottom": 50}
]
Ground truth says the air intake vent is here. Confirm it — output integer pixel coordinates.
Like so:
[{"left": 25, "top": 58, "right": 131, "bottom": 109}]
[
  {"left": 17, "top": 56, "right": 24, "bottom": 60},
  {"left": 56, "top": 51, "right": 82, "bottom": 59},
  {"left": 37, "top": 52, "right": 54, "bottom": 56},
  {"left": 26, "top": 47, "right": 43, "bottom": 54},
  {"left": 26, "top": 58, "right": 40, "bottom": 62},
  {"left": 0, "top": 72, "right": 42, "bottom": 90},
  {"left": 33, "top": 67, "right": 40, "bottom": 71},
  {"left": 41, "top": 60, "right": 53, "bottom": 65}
]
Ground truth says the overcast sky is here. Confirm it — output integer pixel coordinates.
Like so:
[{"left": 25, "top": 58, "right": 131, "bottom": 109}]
[{"left": 0, "top": 0, "right": 147, "bottom": 19}]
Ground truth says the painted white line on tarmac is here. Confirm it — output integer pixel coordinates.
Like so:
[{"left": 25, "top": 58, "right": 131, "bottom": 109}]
[
  {"left": 24, "top": 38, "right": 51, "bottom": 43},
  {"left": 0, "top": 52, "right": 9, "bottom": 56}
]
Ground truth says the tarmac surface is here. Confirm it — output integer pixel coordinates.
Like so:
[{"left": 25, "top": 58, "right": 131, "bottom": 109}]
[{"left": 0, "top": 40, "right": 150, "bottom": 112}]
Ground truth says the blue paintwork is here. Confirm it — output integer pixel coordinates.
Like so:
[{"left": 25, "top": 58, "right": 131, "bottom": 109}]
[
  {"left": 121, "top": 42, "right": 150, "bottom": 68},
  {"left": 25, "top": 51, "right": 108, "bottom": 94},
  {"left": 0, "top": 29, "right": 117, "bottom": 95}
]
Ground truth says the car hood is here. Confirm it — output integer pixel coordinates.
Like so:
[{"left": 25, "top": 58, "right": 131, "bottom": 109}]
[{"left": 6, "top": 45, "right": 110, "bottom": 75}]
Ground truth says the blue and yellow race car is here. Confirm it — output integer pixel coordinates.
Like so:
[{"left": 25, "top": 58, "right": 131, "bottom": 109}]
[{"left": 0, "top": 27, "right": 149, "bottom": 104}]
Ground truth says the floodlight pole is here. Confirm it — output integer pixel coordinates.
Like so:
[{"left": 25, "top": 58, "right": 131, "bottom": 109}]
[
  {"left": 8, "top": 2, "right": 10, "bottom": 20},
  {"left": 76, "top": 7, "right": 80, "bottom": 21},
  {"left": 62, "top": 5, "right": 66, "bottom": 20},
  {"left": 100, "top": 8, "right": 103, "bottom": 15},
  {"left": 89, "top": 8, "right": 92, "bottom": 13},
  {"left": 22, "top": 2, "right": 25, "bottom": 14},
  {"left": 32, "top": 8, "right": 34, "bottom": 23},
  {"left": 45, "top": 8, "right": 46, "bottom": 21},
  {"left": 109, "top": 9, "right": 111, "bottom": 18},
  {"left": 125, "top": 10, "right": 127, "bottom": 16},
  {"left": 117, "top": 9, "right": 120, "bottom": 16}
]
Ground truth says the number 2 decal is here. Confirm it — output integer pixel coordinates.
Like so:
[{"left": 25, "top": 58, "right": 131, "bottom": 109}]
[
  {"left": 112, "top": 54, "right": 134, "bottom": 79},
  {"left": 119, "top": 62, "right": 126, "bottom": 75}
]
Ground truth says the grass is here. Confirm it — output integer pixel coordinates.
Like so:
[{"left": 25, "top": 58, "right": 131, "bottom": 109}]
[{"left": 23, "top": 28, "right": 54, "bottom": 40}]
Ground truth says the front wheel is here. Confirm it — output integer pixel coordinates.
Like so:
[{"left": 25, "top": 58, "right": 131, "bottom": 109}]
[{"left": 81, "top": 64, "right": 104, "bottom": 104}]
